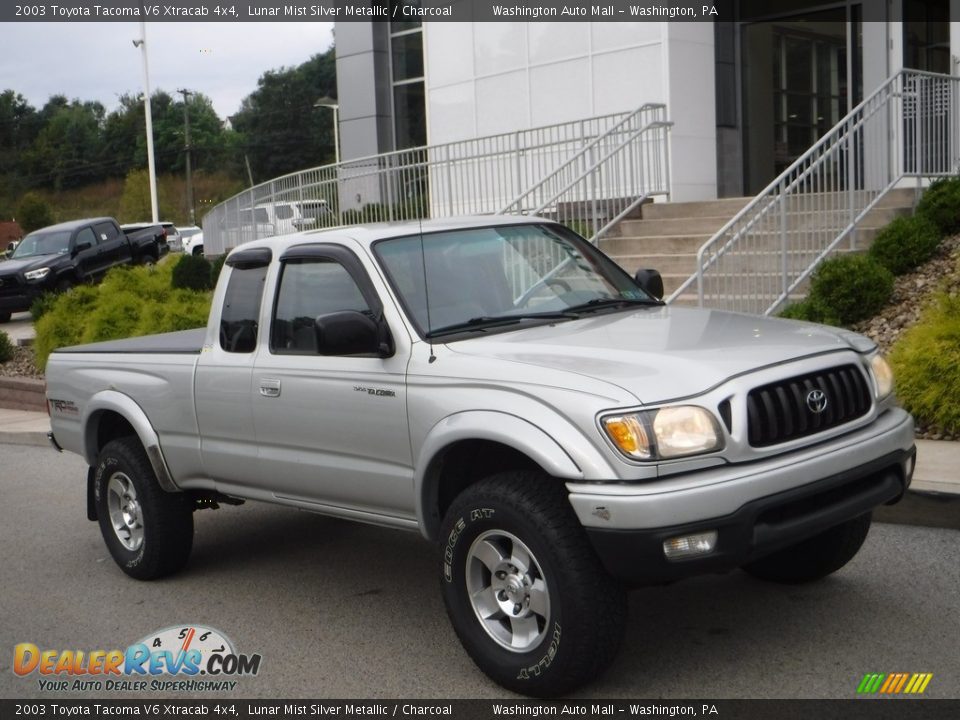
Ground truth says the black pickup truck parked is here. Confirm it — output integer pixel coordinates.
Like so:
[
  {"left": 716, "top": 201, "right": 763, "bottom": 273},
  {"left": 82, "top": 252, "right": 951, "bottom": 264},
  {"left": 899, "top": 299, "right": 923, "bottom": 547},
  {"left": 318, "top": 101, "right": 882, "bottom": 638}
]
[{"left": 0, "top": 217, "right": 167, "bottom": 322}]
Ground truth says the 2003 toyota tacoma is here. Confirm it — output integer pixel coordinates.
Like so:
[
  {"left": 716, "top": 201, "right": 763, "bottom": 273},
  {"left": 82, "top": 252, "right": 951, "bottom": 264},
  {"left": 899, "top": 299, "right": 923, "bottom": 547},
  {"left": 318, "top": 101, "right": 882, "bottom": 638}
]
[{"left": 45, "top": 216, "right": 916, "bottom": 696}]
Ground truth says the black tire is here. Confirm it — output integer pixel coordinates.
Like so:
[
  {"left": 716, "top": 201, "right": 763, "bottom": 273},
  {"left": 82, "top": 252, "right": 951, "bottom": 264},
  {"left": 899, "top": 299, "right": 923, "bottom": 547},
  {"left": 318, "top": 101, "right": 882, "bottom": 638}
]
[
  {"left": 439, "top": 471, "right": 626, "bottom": 697},
  {"left": 94, "top": 437, "right": 194, "bottom": 580},
  {"left": 192, "top": 246, "right": 204, "bottom": 257},
  {"left": 140, "top": 253, "right": 157, "bottom": 267},
  {"left": 742, "top": 512, "right": 872, "bottom": 584},
  {"left": 55, "top": 278, "right": 73, "bottom": 294},
  {"left": 0, "top": 312, "right": 10, "bottom": 323}
]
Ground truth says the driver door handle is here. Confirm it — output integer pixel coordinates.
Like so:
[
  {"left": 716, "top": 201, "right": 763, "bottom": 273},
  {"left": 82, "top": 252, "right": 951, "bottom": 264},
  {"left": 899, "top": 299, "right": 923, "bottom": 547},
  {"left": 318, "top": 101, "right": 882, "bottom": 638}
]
[{"left": 259, "top": 378, "right": 281, "bottom": 398}]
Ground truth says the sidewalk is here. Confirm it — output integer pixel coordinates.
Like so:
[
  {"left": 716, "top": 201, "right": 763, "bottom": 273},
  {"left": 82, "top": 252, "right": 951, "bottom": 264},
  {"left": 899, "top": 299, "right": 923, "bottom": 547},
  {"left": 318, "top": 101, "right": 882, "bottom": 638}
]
[
  {"left": 1, "top": 407, "right": 957, "bottom": 495},
  {"left": 3, "top": 311, "right": 36, "bottom": 346}
]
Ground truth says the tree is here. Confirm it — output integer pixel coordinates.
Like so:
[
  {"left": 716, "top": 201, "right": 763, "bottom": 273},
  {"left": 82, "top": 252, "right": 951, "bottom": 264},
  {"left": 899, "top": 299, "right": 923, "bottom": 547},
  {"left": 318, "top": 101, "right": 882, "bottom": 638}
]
[
  {"left": 230, "top": 47, "right": 337, "bottom": 180},
  {"left": 17, "top": 192, "right": 54, "bottom": 233},
  {"left": 119, "top": 169, "right": 153, "bottom": 222},
  {"left": 23, "top": 101, "right": 106, "bottom": 190}
]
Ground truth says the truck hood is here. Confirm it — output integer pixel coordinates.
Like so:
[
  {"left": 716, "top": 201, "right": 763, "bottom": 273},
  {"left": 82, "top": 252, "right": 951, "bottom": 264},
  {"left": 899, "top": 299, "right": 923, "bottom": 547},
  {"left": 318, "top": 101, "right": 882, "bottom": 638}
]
[
  {"left": 0, "top": 254, "right": 62, "bottom": 276},
  {"left": 445, "top": 306, "right": 873, "bottom": 404}
]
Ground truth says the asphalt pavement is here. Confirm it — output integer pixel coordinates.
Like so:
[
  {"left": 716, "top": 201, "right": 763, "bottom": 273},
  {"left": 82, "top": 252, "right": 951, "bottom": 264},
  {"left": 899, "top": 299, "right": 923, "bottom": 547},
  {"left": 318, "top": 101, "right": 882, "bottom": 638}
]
[{"left": 0, "top": 443, "right": 957, "bottom": 700}]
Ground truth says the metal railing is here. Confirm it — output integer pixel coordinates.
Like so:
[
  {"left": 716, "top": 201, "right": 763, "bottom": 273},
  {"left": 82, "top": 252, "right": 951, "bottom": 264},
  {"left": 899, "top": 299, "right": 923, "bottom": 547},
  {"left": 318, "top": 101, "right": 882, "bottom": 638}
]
[
  {"left": 668, "top": 69, "right": 960, "bottom": 315},
  {"left": 498, "top": 104, "right": 671, "bottom": 242},
  {"left": 202, "top": 107, "right": 672, "bottom": 256}
]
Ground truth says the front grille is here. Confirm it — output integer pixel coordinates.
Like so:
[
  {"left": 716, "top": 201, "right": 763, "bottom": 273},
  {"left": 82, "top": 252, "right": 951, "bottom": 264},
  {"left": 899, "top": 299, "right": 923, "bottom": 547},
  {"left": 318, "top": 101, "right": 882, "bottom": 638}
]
[
  {"left": 0, "top": 275, "right": 23, "bottom": 297},
  {"left": 747, "top": 364, "right": 872, "bottom": 447}
]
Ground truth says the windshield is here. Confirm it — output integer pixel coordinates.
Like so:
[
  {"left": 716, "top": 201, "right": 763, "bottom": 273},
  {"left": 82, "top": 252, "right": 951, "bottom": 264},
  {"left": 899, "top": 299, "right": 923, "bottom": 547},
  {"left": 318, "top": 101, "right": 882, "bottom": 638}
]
[
  {"left": 374, "top": 223, "right": 654, "bottom": 338},
  {"left": 11, "top": 230, "right": 72, "bottom": 259}
]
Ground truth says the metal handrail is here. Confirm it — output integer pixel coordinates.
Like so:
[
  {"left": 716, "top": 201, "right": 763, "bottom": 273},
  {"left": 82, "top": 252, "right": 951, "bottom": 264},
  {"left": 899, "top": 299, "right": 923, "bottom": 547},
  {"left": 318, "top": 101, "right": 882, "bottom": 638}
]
[
  {"left": 202, "top": 107, "right": 673, "bottom": 255},
  {"left": 668, "top": 69, "right": 960, "bottom": 315}
]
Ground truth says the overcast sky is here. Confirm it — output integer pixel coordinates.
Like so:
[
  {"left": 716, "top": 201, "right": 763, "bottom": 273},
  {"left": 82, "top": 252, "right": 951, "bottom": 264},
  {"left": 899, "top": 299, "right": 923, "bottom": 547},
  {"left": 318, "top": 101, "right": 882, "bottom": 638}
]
[{"left": 1, "top": 22, "right": 335, "bottom": 119}]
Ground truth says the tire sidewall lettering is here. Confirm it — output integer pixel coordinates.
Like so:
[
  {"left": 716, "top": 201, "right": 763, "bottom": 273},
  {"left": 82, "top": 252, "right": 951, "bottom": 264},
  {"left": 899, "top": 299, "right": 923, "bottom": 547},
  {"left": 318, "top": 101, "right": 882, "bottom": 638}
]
[{"left": 94, "top": 453, "right": 146, "bottom": 569}]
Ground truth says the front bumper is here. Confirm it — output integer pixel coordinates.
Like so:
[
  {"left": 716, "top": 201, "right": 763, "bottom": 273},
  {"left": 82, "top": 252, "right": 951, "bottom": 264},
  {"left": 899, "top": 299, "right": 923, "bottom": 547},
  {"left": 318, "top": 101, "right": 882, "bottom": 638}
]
[
  {"left": 0, "top": 282, "right": 44, "bottom": 313},
  {"left": 567, "top": 408, "right": 916, "bottom": 585}
]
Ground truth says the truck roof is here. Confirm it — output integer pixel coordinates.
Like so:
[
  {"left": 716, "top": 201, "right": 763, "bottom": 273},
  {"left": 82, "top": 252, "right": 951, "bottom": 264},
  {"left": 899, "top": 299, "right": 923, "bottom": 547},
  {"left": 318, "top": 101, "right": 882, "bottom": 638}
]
[
  {"left": 227, "top": 215, "right": 558, "bottom": 256},
  {"left": 28, "top": 217, "right": 115, "bottom": 234}
]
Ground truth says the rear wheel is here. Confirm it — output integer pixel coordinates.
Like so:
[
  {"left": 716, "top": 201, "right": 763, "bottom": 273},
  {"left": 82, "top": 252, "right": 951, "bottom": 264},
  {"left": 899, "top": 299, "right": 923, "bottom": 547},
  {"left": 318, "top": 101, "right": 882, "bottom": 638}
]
[
  {"left": 0, "top": 312, "right": 10, "bottom": 323},
  {"left": 94, "top": 437, "right": 193, "bottom": 580},
  {"left": 192, "top": 246, "right": 204, "bottom": 257},
  {"left": 742, "top": 513, "right": 872, "bottom": 584},
  {"left": 140, "top": 253, "right": 157, "bottom": 267},
  {"left": 439, "top": 471, "right": 626, "bottom": 697}
]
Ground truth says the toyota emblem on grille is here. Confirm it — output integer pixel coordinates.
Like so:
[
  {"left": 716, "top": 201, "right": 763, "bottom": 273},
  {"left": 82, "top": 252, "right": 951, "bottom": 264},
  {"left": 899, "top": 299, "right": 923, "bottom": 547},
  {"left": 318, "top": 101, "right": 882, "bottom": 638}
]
[{"left": 806, "top": 389, "right": 828, "bottom": 414}]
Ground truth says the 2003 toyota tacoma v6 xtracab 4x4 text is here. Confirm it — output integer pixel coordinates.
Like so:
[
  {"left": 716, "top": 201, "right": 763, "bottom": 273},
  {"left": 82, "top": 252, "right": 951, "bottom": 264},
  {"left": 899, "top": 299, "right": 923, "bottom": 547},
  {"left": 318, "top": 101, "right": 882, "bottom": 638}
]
[{"left": 45, "top": 216, "right": 916, "bottom": 696}]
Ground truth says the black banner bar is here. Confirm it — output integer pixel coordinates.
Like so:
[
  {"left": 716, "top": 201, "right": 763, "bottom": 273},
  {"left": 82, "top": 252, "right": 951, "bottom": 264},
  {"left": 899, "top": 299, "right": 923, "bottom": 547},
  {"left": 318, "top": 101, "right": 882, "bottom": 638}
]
[
  {"left": 2, "top": 1, "right": 737, "bottom": 23},
  {"left": 3, "top": 700, "right": 960, "bottom": 720}
]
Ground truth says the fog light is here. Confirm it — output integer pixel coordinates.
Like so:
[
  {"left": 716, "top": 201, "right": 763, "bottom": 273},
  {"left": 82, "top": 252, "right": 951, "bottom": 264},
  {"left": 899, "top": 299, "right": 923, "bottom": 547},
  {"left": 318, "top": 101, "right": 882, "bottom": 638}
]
[{"left": 663, "top": 531, "right": 718, "bottom": 560}]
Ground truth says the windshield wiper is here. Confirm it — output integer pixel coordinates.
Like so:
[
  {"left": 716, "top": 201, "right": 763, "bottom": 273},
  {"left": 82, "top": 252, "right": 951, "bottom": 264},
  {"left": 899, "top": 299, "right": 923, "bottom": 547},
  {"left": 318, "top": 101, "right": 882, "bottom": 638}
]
[
  {"left": 564, "top": 296, "right": 662, "bottom": 314},
  {"left": 425, "top": 311, "right": 575, "bottom": 339}
]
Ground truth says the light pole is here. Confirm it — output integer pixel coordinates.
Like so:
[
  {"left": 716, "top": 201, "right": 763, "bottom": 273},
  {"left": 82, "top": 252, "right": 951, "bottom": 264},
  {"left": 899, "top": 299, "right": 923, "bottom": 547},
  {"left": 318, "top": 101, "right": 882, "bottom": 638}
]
[
  {"left": 176, "top": 88, "right": 195, "bottom": 225},
  {"left": 133, "top": 22, "right": 159, "bottom": 222},
  {"left": 314, "top": 97, "right": 340, "bottom": 165}
]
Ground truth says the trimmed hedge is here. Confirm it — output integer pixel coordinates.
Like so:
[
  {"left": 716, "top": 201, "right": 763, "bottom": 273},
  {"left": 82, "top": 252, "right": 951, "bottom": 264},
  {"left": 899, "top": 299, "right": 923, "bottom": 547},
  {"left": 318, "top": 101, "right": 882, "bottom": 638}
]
[
  {"left": 795, "top": 254, "right": 894, "bottom": 327},
  {"left": 890, "top": 290, "right": 960, "bottom": 434},
  {"left": 34, "top": 262, "right": 212, "bottom": 371},
  {"left": 915, "top": 177, "right": 960, "bottom": 235},
  {"left": 868, "top": 215, "right": 941, "bottom": 275},
  {"left": 172, "top": 253, "right": 213, "bottom": 291}
]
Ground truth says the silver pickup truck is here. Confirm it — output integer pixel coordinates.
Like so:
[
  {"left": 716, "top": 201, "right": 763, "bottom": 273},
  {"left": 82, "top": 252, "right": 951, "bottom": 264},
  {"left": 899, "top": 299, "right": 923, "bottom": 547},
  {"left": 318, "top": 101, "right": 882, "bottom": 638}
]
[{"left": 46, "top": 216, "right": 916, "bottom": 696}]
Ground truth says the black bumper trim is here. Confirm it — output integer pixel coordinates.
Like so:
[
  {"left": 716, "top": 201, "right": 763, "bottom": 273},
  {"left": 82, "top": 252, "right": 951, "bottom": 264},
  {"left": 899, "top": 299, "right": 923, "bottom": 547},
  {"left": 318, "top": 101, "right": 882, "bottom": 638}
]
[{"left": 585, "top": 447, "right": 915, "bottom": 586}]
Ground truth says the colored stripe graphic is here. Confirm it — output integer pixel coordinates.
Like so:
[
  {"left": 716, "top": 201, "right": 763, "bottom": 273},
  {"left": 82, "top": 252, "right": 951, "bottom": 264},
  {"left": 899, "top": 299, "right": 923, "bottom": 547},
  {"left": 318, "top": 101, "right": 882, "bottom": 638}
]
[{"left": 858, "top": 673, "right": 932, "bottom": 694}]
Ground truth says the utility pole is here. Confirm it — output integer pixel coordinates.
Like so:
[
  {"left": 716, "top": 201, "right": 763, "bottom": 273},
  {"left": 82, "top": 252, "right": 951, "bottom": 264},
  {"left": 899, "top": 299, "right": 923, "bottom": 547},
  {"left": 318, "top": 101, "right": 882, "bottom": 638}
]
[
  {"left": 134, "top": 23, "right": 158, "bottom": 223},
  {"left": 176, "top": 88, "right": 195, "bottom": 225}
]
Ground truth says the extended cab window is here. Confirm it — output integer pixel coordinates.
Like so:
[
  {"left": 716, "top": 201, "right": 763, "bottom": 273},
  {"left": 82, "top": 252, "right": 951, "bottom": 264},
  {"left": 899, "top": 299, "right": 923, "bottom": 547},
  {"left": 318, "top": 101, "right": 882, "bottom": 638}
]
[
  {"left": 271, "top": 259, "right": 370, "bottom": 354},
  {"left": 220, "top": 265, "right": 268, "bottom": 353}
]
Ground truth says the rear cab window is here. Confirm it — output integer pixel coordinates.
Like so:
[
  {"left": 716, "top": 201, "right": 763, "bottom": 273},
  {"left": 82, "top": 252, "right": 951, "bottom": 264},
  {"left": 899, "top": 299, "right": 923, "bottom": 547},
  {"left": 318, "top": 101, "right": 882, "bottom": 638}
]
[{"left": 220, "top": 263, "right": 268, "bottom": 353}]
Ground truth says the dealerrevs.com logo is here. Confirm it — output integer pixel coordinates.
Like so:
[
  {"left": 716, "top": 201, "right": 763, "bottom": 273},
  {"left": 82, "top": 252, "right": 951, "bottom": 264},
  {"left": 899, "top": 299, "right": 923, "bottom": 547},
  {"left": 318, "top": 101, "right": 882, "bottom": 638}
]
[{"left": 13, "top": 625, "right": 262, "bottom": 693}]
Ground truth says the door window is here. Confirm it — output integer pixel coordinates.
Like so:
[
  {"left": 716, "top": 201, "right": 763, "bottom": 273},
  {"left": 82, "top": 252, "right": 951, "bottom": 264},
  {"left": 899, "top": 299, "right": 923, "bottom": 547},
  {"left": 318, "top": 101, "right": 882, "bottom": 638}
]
[
  {"left": 75, "top": 227, "right": 98, "bottom": 250},
  {"left": 271, "top": 259, "right": 371, "bottom": 354}
]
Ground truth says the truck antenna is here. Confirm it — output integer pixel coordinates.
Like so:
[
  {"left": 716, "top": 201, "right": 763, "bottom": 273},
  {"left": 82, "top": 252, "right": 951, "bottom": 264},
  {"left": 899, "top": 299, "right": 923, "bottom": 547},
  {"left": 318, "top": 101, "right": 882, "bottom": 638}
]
[{"left": 419, "top": 218, "right": 436, "bottom": 363}]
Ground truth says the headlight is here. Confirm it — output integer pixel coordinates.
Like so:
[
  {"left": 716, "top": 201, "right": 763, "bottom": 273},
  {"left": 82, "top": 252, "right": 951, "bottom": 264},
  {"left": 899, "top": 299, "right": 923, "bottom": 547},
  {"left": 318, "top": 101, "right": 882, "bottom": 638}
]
[
  {"left": 602, "top": 406, "right": 723, "bottom": 461},
  {"left": 24, "top": 267, "right": 50, "bottom": 281},
  {"left": 870, "top": 354, "right": 894, "bottom": 399}
]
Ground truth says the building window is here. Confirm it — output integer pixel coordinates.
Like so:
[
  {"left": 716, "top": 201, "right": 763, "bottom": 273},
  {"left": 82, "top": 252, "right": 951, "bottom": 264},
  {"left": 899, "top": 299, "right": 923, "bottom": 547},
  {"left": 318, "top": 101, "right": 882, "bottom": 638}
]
[{"left": 389, "top": 7, "right": 426, "bottom": 149}]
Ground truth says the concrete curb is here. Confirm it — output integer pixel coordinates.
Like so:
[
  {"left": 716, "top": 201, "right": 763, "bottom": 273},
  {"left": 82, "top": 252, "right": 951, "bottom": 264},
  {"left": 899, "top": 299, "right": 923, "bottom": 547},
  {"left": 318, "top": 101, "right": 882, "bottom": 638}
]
[{"left": 0, "top": 430, "right": 49, "bottom": 447}]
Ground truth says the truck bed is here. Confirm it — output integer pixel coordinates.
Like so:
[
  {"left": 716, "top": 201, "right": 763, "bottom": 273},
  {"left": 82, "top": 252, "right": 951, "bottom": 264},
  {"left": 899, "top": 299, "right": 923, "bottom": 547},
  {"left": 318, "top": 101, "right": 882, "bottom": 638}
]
[{"left": 55, "top": 328, "right": 206, "bottom": 355}]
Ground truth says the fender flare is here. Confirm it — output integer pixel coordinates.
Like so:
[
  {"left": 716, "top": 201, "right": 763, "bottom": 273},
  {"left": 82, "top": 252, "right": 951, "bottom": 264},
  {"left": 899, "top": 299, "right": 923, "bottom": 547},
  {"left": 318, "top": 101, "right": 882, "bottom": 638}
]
[
  {"left": 414, "top": 410, "right": 583, "bottom": 541},
  {"left": 82, "top": 390, "right": 180, "bottom": 492}
]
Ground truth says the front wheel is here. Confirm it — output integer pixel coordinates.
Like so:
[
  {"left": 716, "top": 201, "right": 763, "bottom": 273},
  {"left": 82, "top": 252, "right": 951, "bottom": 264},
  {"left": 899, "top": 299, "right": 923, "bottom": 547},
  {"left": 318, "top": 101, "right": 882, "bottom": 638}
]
[
  {"left": 741, "top": 512, "right": 872, "bottom": 584},
  {"left": 439, "top": 471, "right": 626, "bottom": 697},
  {"left": 0, "top": 312, "right": 10, "bottom": 323},
  {"left": 94, "top": 437, "right": 194, "bottom": 580}
]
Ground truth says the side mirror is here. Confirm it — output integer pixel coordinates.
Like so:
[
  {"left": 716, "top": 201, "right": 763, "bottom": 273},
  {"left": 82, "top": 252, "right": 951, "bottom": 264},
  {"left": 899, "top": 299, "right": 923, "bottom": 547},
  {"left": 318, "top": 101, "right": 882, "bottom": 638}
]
[
  {"left": 314, "top": 310, "right": 392, "bottom": 357},
  {"left": 6, "top": 242, "right": 15, "bottom": 252},
  {"left": 73, "top": 241, "right": 93, "bottom": 255},
  {"left": 634, "top": 268, "right": 664, "bottom": 300}
]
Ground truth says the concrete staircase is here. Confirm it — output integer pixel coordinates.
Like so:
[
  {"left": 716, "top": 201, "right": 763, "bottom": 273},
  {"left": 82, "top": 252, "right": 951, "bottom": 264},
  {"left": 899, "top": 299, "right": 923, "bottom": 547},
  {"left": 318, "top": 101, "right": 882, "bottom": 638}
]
[{"left": 601, "top": 188, "right": 918, "bottom": 307}]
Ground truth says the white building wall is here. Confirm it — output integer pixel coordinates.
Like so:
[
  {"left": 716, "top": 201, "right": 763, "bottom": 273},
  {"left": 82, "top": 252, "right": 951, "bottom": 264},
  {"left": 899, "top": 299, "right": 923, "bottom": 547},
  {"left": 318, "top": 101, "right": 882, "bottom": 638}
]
[{"left": 423, "top": 22, "right": 717, "bottom": 202}]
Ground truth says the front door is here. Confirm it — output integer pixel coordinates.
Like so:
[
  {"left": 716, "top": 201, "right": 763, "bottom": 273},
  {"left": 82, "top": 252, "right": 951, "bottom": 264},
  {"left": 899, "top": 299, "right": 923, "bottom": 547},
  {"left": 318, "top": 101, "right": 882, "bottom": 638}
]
[{"left": 251, "top": 245, "right": 413, "bottom": 520}]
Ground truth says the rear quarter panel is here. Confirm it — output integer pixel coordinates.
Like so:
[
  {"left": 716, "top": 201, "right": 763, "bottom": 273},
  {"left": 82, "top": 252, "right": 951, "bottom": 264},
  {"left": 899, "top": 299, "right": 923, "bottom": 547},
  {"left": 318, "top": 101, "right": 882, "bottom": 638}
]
[{"left": 46, "top": 351, "right": 208, "bottom": 487}]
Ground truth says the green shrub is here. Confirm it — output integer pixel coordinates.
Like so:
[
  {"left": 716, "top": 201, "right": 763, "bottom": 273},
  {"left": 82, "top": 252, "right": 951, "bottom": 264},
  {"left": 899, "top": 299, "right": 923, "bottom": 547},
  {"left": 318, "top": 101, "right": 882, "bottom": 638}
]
[
  {"left": 777, "top": 300, "right": 820, "bottom": 322},
  {"left": 915, "top": 177, "right": 960, "bottom": 235},
  {"left": 16, "top": 192, "right": 54, "bottom": 233},
  {"left": 0, "top": 330, "right": 13, "bottom": 363},
  {"left": 868, "top": 215, "right": 941, "bottom": 275},
  {"left": 807, "top": 254, "right": 894, "bottom": 326},
  {"left": 34, "top": 261, "right": 212, "bottom": 371},
  {"left": 30, "top": 292, "right": 59, "bottom": 322},
  {"left": 171, "top": 253, "right": 213, "bottom": 291},
  {"left": 890, "top": 292, "right": 960, "bottom": 434}
]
